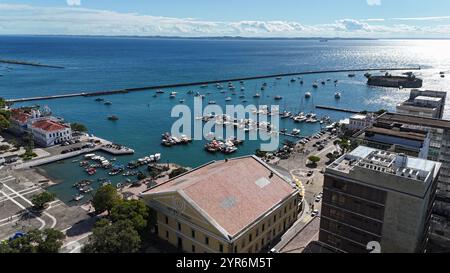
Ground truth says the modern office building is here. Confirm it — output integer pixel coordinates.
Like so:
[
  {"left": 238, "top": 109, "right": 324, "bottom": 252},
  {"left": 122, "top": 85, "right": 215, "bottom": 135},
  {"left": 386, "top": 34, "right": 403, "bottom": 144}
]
[
  {"left": 140, "top": 156, "right": 301, "bottom": 253},
  {"left": 355, "top": 121, "right": 431, "bottom": 159},
  {"left": 396, "top": 89, "right": 447, "bottom": 119},
  {"left": 319, "top": 146, "right": 441, "bottom": 253}
]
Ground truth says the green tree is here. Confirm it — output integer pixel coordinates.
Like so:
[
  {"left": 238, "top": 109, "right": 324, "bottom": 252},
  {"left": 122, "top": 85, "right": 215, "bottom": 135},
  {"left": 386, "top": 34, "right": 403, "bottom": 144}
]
[
  {"left": 0, "top": 115, "right": 9, "bottom": 131},
  {"left": 110, "top": 200, "right": 149, "bottom": 233},
  {"left": 169, "top": 167, "right": 188, "bottom": 179},
  {"left": 376, "top": 109, "right": 388, "bottom": 116},
  {"left": 1, "top": 229, "right": 65, "bottom": 253},
  {"left": 137, "top": 172, "right": 147, "bottom": 180},
  {"left": 92, "top": 185, "right": 121, "bottom": 214},
  {"left": 0, "top": 97, "right": 6, "bottom": 109},
  {"left": 70, "top": 123, "right": 88, "bottom": 132},
  {"left": 31, "top": 192, "right": 56, "bottom": 209},
  {"left": 37, "top": 229, "right": 65, "bottom": 253},
  {"left": 308, "top": 156, "right": 321, "bottom": 166},
  {"left": 255, "top": 149, "right": 268, "bottom": 158},
  {"left": 82, "top": 220, "right": 141, "bottom": 253}
]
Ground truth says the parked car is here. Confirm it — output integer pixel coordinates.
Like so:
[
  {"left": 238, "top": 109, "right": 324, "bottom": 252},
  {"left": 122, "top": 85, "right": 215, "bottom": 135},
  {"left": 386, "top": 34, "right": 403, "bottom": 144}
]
[{"left": 311, "top": 210, "right": 319, "bottom": 217}]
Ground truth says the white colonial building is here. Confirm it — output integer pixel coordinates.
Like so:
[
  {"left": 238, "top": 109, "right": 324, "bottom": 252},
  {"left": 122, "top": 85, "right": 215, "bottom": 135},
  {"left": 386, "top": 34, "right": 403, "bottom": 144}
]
[
  {"left": 347, "top": 113, "right": 377, "bottom": 131},
  {"left": 9, "top": 107, "right": 73, "bottom": 147}
]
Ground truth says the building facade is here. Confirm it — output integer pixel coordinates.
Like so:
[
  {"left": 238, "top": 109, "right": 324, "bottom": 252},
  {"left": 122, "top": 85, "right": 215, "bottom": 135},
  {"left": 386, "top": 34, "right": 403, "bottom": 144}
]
[
  {"left": 348, "top": 114, "right": 377, "bottom": 132},
  {"left": 9, "top": 107, "right": 73, "bottom": 147},
  {"left": 396, "top": 89, "right": 447, "bottom": 119},
  {"left": 141, "top": 156, "right": 302, "bottom": 253},
  {"left": 319, "top": 146, "right": 440, "bottom": 253}
]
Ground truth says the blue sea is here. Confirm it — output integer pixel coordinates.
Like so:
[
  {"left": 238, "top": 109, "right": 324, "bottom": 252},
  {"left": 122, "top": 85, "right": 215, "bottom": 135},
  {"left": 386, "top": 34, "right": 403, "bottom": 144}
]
[{"left": 1, "top": 36, "right": 450, "bottom": 203}]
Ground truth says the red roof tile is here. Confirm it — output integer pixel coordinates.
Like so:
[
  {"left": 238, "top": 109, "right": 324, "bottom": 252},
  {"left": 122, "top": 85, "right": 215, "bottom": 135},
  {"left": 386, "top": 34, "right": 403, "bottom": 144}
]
[
  {"left": 10, "top": 110, "right": 30, "bottom": 124},
  {"left": 143, "top": 156, "right": 297, "bottom": 237},
  {"left": 32, "top": 119, "right": 67, "bottom": 132}
]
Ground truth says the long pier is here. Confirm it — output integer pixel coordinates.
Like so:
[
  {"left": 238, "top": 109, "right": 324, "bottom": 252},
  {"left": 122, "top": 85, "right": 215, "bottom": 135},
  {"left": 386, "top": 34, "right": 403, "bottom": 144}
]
[
  {"left": 315, "top": 105, "right": 360, "bottom": 114},
  {"left": 0, "top": 59, "right": 64, "bottom": 69},
  {"left": 7, "top": 67, "right": 420, "bottom": 103}
]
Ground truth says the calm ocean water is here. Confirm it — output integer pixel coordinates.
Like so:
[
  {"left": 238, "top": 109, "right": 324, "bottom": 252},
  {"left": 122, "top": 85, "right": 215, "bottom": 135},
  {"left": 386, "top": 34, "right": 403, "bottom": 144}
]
[{"left": 1, "top": 36, "right": 449, "bottom": 203}]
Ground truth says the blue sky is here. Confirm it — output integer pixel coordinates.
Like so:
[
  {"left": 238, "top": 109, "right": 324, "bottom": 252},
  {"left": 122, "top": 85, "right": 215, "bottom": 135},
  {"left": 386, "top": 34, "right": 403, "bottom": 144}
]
[{"left": 1, "top": 0, "right": 450, "bottom": 37}]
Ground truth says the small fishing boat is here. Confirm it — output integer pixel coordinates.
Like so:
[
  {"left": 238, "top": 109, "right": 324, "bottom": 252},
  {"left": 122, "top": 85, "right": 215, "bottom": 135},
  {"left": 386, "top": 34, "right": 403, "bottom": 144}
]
[
  {"left": 101, "top": 181, "right": 112, "bottom": 187},
  {"left": 201, "top": 84, "right": 208, "bottom": 88},
  {"left": 169, "top": 92, "right": 177, "bottom": 98},
  {"left": 291, "top": 129, "right": 301, "bottom": 135},
  {"left": 281, "top": 111, "right": 292, "bottom": 119},
  {"left": 107, "top": 115, "right": 119, "bottom": 121},
  {"left": 73, "top": 194, "right": 84, "bottom": 201},
  {"left": 348, "top": 74, "right": 356, "bottom": 78},
  {"left": 208, "top": 100, "right": 216, "bottom": 105},
  {"left": 253, "top": 93, "right": 261, "bottom": 98},
  {"left": 305, "top": 92, "right": 312, "bottom": 98},
  {"left": 225, "top": 97, "right": 232, "bottom": 101},
  {"left": 179, "top": 99, "right": 185, "bottom": 103},
  {"left": 276, "top": 77, "right": 282, "bottom": 80},
  {"left": 104, "top": 101, "right": 112, "bottom": 105},
  {"left": 95, "top": 98, "right": 104, "bottom": 102},
  {"left": 274, "top": 96, "right": 283, "bottom": 100},
  {"left": 312, "top": 83, "right": 318, "bottom": 88},
  {"left": 335, "top": 92, "right": 341, "bottom": 99}
]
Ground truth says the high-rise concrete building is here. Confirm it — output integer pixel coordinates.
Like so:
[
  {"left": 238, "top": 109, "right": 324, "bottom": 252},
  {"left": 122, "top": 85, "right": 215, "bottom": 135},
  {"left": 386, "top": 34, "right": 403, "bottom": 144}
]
[
  {"left": 319, "top": 146, "right": 441, "bottom": 253},
  {"left": 396, "top": 89, "right": 447, "bottom": 119}
]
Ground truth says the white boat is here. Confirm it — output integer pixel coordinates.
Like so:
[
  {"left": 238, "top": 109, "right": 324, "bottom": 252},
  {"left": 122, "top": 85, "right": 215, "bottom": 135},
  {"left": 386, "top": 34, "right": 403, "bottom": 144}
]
[
  {"left": 73, "top": 194, "right": 84, "bottom": 201},
  {"left": 169, "top": 92, "right": 177, "bottom": 98},
  {"left": 225, "top": 97, "right": 232, "bottom": 101},
  {"left": 179, "top": 99, "right": 185, "bottom": 103},
  {"left": 253, "top": 93, "right": 261, "bottom": 98},
  {"left": 335, "top": 92, "right": 341, "bottom": 99},
  {"left": 291, "top": 129, "right": 301, "bottom": 135},
  {"left": 305, "top": 92, "right": 312, "bottom": 98},
  {"left": 208, "top": 101, "right": 216, "bottom": 104},
  {"left": 312, "top": 83, "right": 318, "bottom": 88},
  {"left": 84, "top": 154, "right": 95, "bottom": 159}
]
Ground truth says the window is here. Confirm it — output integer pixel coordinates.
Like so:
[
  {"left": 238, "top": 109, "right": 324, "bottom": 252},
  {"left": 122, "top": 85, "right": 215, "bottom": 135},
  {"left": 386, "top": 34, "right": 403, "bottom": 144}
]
[
  {"left": 192, "top": 245, "right": 196, "bottom": 253},
  {"left": 165, "top": 216, "right": 169, "bottom": 224},
  {"left": 249, "top": 234, "right": 252, "bottom": 242},
  {"left": 166, "top": 231, "right": 169, "bottom": 239},
  {"left": 178, "top": 222, "right": 181, "bottom": 231},
  {"left": 262, "top": 224, "right": 265, "bottom": 232},
  {"left": 219, "top": 244, "right": 224, "bottom": 253},
  {"left": 273, "top": 215, "right": 277, "bottom": 222},
  {"left": 234, "top": 246, "right": 238, "bottom": 253},
  {"left": 191, "top": 229, "right": 196, "bottom": 239},
  {"left": 205, "top": 236, "right": 209, "bottom": 245}
]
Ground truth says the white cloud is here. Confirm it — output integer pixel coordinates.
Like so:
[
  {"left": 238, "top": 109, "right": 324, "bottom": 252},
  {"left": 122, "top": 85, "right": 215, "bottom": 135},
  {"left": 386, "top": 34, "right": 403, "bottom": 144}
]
[
  {"left": 0, "top": 3, "right": 449, "bottom": 38},
  {"left": 66, "top": 0, "right": 81, "bottom": 6},
  {"left": 367, "top": 0, "right": 381, "bottom": 6}
]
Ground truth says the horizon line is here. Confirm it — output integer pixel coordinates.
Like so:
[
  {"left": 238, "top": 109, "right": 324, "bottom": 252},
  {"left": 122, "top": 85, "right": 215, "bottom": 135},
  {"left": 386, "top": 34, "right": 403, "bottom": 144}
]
[{"left": 2, "top": 34, "right": 450, "bottom": 40}]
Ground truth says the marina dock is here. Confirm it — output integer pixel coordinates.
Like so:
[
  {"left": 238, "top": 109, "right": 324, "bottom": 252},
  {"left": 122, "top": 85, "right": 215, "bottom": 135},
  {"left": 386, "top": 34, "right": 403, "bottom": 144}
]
[
  {"left": 7, "top": 67, "right": 420, "bottom": 103},
  {"left": 315, "top": 105, "right": 360, "bottom": 114}
]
